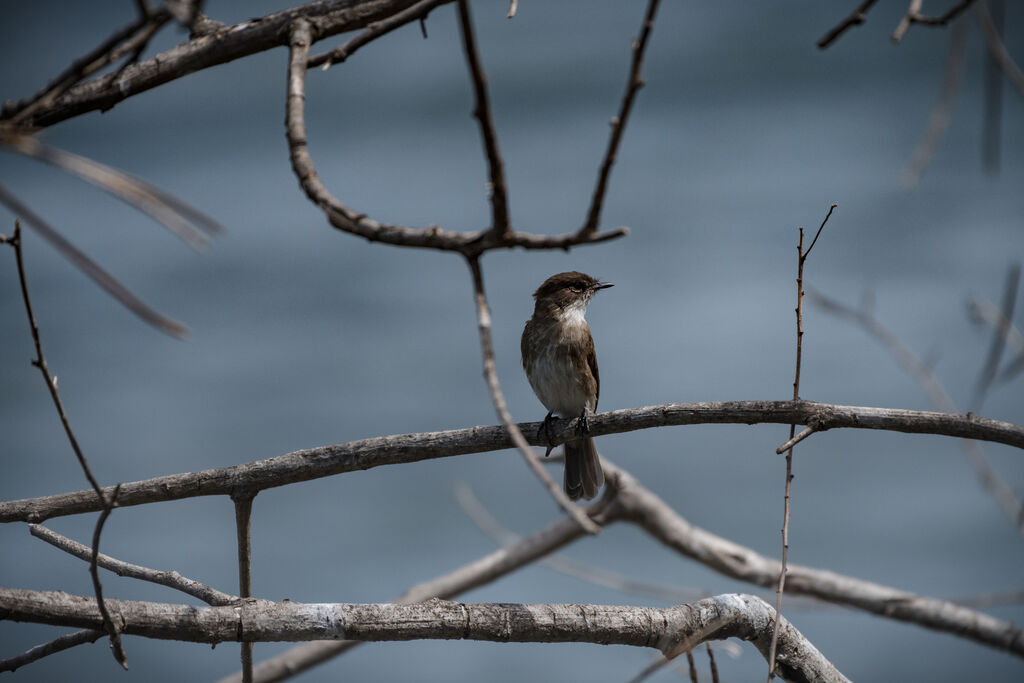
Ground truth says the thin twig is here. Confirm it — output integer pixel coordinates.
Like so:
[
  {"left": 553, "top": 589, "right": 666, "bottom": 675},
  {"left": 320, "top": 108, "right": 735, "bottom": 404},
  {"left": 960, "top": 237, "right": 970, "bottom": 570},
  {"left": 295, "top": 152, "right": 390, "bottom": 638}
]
[
  {"left": 707, "top": 642, "right": 720, "bottom": 683},
  {"left": 308, "top": 0, "right": 452, "bottom": 69},
  {"left": 580, "top": 0, "right": 661, "bottom": 236},
  {"left": 976, "top": 0, "right": 1024, "bottom": 97},
  {"left": 0, "top": 190, "right": 189, "bottom": 337},
  {"left": 901, "top": 19, "right": 967, "bottom": 188},
  {"left": 29, "top": 524, "right": 237, "bottom": 605},
  {"left": 981, "top": 0, "right": 1004, "bottom": 173},
  {"left": 968, "top": 296, "right": 1024, "bottom": 383},
  {"left": 973, "top": 263, "right": 1020, "bottom": 410},
  {"left": 233, "top": 493, "right": 257, "bottom": 683},
  {"left": 817, "top": 0, "right": 880, "bottom": 49},
  {"left": 0, "top": 629, "right": 104, "bottom": 673},
  {"left": 893, "top": 0, "right": 977, "bottom": 43},
  {"left": 465, "top": 255, "right": 600, "bottom": 533},
  {"left": 507, "top": 0, "right": 518, "bottom": 19},
  {"left": 456, "top": 0, "right": 510, "bottom": 239},
  {"left": 768, "top": 203, "right": 835, "bottom": 681},
  {"left": 4, "top": 220, "right": 127, "bottom": 666}
]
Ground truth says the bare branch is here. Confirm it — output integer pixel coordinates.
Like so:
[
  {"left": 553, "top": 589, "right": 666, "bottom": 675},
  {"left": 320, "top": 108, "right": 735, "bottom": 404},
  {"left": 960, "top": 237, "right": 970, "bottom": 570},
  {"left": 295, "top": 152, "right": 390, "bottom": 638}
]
[
  {"left": 968, "top": 296, "right": 1024, "bottom": 383},
  {"left": 973, "top": 263, "right": 1020, "bottom": 410},
  {"left": 89, "top": 486, "right": 128, "bottom": 669},
  {"left": 893, "top": 0, "right": 977, "bottom": 44},
  {"left": 0, "top": 589, "right": 850, "bottom": 681},
  {"left": 308, "top": 0, "right": 453, "bottom": 69},
  {"left": 901, "top": 19, "right": 967, "bottom": 188},
  {"left": 3, "top": 400, "right": 1023, "bottom": 524},
  {"left": 976, "top": 0, "right": 1024, "bottom": 97},
  {"left": 0, "top": 193, "right": 189, "bottom": 338},
  {"left": 466, "top": 256, "right": 599, "bottom": 533},
  {"left": 0, "top": 0, "right": 429, "bottom": 129},
  {"left": 580, "top": 0, "right": 661, "bottom": 236},
  {"left": 818, "top": 0, "right": 880, "bottom": 49},
  {"left": 456, "top": 0, "right": 511, "bottom": 239},
  {"left": 0, "top": 629, "right": 104, "bottom": 673},
  {"left": 29, "top": 524, "right": 237, "bottom": 606},
  {"left": 232, "top": 493, "right": 257, "bottom": 683}
]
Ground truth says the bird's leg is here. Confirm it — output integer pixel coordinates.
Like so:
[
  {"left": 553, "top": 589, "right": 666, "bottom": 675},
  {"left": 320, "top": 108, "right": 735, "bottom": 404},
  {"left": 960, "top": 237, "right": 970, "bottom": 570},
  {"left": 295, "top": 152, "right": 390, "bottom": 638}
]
[
  {"left": 576, "top": 408, "right": 590, "bottom": 437},
  {"left": 536, "top": 411, "right": 558, "bottom": 456}
]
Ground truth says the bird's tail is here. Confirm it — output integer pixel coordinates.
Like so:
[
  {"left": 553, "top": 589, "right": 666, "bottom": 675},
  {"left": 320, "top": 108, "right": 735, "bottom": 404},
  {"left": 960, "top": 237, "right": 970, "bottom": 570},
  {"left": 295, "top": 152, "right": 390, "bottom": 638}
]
[{"left": 563, "top": 437, "right": 604, "bottom": 501}]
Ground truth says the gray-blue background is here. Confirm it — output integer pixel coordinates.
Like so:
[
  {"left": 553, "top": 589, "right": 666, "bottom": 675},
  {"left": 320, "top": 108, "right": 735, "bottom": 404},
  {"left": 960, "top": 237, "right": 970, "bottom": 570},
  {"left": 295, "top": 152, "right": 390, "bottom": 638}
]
[{"left": 2, "top": 1, "right": 1023, "bottom": 680}]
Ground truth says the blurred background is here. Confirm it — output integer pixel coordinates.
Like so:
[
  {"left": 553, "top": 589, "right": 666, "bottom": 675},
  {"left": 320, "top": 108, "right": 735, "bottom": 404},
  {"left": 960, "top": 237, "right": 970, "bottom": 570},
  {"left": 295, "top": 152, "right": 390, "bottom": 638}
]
[{"left": 1, "top": 1, "right": 1023, "bottom": 680}]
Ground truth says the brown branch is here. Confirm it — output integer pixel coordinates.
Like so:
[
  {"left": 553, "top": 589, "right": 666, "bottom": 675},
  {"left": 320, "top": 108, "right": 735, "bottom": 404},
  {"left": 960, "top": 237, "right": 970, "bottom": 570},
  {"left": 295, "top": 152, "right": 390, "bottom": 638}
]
[
  {"left": 465, "top": 256, "right": 600, "bottom": 533},
  {"left": 89, "top": 486, "right": 127, "bottom": 668},
  {"left": 0, "top": 589, "right": 850, "bottom": 681},
  {"left": 285, "top": 18, "right": 625, "bottom": 256},
  {"left": 818, "top": 0, "right": 880, "bottom": 49},
  {"left": 901, "top": 19, "right": 967, "bottom": 188},
  {"left": 29, "top": 524, "right": 237, "bottom": 606},
  {"left": 0, "top": 192, "right": 189, "bottom": 337},
  {"left": 308, "top": 0, "right": 453, "bottom": 69},
  {"left": 580, "top": 0, "right": 661, "bottom": 237},
  {"left": 456, "top": 0, "right": 510, "bottom": 239},
  {"left": 3, "top": 400, "right": 1024, "bottom": 524},
  {"left": 0, "top": 628, "right": 104, "bottom": 673},
  {"left": 767, "top": 204, "right": 835, "bottom": 680}
]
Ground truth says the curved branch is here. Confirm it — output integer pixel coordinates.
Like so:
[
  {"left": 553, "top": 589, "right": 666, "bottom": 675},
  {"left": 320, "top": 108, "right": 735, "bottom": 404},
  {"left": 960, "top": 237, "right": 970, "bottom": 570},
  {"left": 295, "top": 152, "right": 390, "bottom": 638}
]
[
  {"left": 2, "top": 400, "right": 1022, "bottom": 523},
  {"left": 0, "top": 588, "right": 849, "bottom": 682}
]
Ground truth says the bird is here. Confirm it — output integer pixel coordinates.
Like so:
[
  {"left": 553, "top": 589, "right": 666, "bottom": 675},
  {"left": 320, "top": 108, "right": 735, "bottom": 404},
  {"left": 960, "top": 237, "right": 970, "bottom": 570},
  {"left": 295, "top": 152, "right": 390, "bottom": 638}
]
[{"left": 521, "top": 271, "right": 612, "bottom": 500}]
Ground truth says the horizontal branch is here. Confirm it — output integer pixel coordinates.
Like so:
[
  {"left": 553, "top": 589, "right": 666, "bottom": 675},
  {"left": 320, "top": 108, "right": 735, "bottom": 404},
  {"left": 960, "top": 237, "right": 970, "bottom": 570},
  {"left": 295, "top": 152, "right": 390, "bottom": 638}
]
[
  {"left": 2, "top": 400, "right": 1022, "bottom": 523},
  {"left": 1, "top": 0, "right": 425, "bottom": 129},
  {"left": 0, "top": 589, "right": 848, "bottom": 681}
]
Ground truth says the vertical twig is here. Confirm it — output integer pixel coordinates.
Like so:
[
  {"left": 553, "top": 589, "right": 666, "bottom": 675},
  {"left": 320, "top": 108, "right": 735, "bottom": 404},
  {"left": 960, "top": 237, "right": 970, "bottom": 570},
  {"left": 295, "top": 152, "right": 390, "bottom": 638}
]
[
  {"left": 464, "top": 255, "right": 601, "bottom": 534},
  {"left": 981, "top": 0, "right": 1004, "bottom": 173},
  {"left": 767, "top": 204, "right": 835, "bottom": 681},
  {"left": 233, "top": 492, "right": 256, "bottom": 683},
  {"left": 455, "top": 0, "right": 510, "bottom": 239},
  {"left": 706, "top": 642, "right": 720, "bottom": 683},
  {"left": 3, "top": 222, "right": 127, "bottom": 668},
  {"left": 973, "top": 263, "right": 1020, "bottom": 410},
  {"left": 580, "top": 0, "right": 661, "bottom": 236}
]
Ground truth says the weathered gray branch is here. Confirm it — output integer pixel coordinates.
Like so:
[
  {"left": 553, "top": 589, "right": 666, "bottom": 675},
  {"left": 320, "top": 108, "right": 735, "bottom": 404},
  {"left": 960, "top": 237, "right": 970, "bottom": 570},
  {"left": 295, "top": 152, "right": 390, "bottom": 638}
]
[
  {"left": 0, "top": 589, "right": 848, "bottom": 682},
  {"left": 2, "top": 400, "right": 1022, "bottom": 524},
  {"left": 0, "top": 0, "right": 426, "bottom": 129}
]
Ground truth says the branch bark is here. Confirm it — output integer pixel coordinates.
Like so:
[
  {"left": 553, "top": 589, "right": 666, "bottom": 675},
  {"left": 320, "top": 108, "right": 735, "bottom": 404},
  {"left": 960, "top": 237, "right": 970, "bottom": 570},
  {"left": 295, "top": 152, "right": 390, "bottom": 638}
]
[
  {"left": 0, "top": 589, "right": 849, "bottom": 682},
  {"left": 3, "top": 400, "right": 1022, "bottom": 523}
]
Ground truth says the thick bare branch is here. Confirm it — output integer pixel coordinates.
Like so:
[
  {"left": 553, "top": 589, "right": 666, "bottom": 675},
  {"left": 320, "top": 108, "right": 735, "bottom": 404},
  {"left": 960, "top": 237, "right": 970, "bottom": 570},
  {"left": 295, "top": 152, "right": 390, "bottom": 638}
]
[
  {"left": 3, "top": 400, "right": 1023, "bottom": 524},
  {"left": 0, "top": 588, "right": 849, "bottom": 682}
]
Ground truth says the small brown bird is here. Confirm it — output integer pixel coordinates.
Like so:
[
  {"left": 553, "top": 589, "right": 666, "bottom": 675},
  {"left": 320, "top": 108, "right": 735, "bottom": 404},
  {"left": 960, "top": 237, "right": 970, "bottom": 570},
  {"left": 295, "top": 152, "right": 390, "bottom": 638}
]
[{"left": 521, "top": 271, "right": 612, "bottom": 500}]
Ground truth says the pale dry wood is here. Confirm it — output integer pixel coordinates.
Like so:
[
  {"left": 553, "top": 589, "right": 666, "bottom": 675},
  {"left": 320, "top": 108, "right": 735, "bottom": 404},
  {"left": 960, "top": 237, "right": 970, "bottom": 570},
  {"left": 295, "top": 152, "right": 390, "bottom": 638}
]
[
  {"left": 0, "top": 588, "right": 849, "bottom": 682},
  {"left": 3, "top": 400, "right": 1023, "bottom": 524}
]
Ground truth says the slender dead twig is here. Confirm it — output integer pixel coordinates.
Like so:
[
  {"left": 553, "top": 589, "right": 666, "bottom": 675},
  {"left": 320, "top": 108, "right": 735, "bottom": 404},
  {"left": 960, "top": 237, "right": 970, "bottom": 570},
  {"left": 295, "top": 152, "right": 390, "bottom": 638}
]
[
  {"left": 580, "top": 0, "right": 661, "bottom": 236},
  {"left": 893, "top": 0, "right": 977, "bottom": 43},
  {"left": 0, "top": 629, "right": 104, "bottom": 673},
  {"left": 0, "top": 190, "right": 188, "bottom": 337},
  {"left": 818, "top": 0, "right": 880, "bottom": 49},
  {"left": 456, "top": 0, "right": 510, "bottom": 239},
  {"left": 810, "top": 288, "right": 1024, "bottom": 536},
  {"left": 233, "top": 493, "right": 257, "bottom": 683},
  {"left": 976, "top": 0, "right": 1024, "bottom": 97},
  {"left": 901, "top": 19, "right": 967, "bottom": 188},
  {"left": 308, "top": 0, "right": 452, "bottom": 69},
  {"left": 767, "top": 203, "right": 835, "bottom": 681},
  {"left": 973, "top": 263, "right": 1020, "bottom": 410},
  {"left": 3, "top": 222, "right": 127, "bottom": 665},
  {"left": 968, "top": 296, "right": 1024, "bottom": 383},
  {"left": 465, "top": 256, "right": 600, "bottom": 533}
]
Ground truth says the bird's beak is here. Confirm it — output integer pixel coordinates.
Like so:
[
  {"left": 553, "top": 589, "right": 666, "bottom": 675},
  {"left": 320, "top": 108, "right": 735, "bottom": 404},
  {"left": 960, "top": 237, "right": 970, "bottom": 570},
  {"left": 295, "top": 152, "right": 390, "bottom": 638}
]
[{"left": 594, "top": 282, "right": 614, "bottom": 291}]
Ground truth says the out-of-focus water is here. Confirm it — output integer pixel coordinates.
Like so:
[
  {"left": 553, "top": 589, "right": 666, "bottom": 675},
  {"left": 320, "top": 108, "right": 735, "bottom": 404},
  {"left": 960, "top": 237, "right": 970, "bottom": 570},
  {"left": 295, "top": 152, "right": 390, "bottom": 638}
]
[{"left": 2, "top": 1, "right": 1023, "bottom": 681}]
